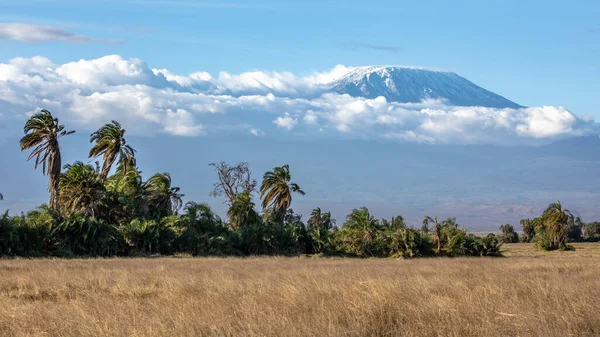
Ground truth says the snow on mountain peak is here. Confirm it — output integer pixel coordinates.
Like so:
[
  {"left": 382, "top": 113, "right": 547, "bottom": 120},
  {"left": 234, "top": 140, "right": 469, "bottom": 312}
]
[
  {"left": 328, "top": 66, "right": 522, "bottom": 109},
  {"left": 329, "top": 65, "right": 449, "bottom": 82}
]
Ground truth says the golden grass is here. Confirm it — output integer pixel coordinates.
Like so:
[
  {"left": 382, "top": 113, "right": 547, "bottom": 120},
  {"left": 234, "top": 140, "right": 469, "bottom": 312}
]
[{"left": 1, "top": 243, "right": 600, "bottom": 337}]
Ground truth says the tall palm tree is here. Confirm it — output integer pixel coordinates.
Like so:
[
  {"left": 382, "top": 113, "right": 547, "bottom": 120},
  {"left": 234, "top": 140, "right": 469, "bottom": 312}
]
[
  {"left": 259, "top": 165, "right": 305, "bottom": 215},
  {"left": 20, "top": 109, "right": 75, "bottom": 211},
  {"left": 89, "top": 121, "right": 136, "bottom": 180},
  {"left": 58, "top": 161, "right": 105, "bottom": 217},
  {"left": 423, "top": 216, "right": 443, "bottom": 255},
  {"left": 143, "top": 172, "right": 184, "bottom": 217}
]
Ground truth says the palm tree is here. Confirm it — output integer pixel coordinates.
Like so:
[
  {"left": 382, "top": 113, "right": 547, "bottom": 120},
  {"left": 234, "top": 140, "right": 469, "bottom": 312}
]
[
  {"left": 58, "top": 161, "right": 105, "bottom": 217},
  {"left": 20, "top": 109, "right": 75, "bottom": 211},
  {"left": 308, "top": 208, "right": 334, "bottom": 230},
  {"left": 89, "top": 121, "right": 136, "bottom": 180},
  {"left": 308, "top": 207, "right": 322, "bottom": 230},
  {"left": 104, "top": 164, "right": 145, "bottom": 222},
  {"left": 227, "top": 191, "right": 257, "bottom": 228},
  {"left": 383, "top": 215, "right": 406, "bottom": 230},
  {"left": 307, "top": 207, "right": 335, "bottom": 254},
  {"left": 423, "top": 216, "right": 443, "bottom": 255},
  {"left": 538, "top": 201, "right": 574, "bottom": 250},
  {"left": 144, "top": 173, "right": 184, "bottom": 217},
  {"left": 344, "top": 207, "right": 380, "bottom": 256},
  {"left": 259, "top": 165, "right": 305, "bottom": 216}
]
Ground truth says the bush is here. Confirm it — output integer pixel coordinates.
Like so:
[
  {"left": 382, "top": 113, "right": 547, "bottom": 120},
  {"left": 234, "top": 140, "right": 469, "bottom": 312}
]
[
  {"left": 385, "top": 227, "right": 433, "bottom": 258},
  {"left": 499, "top": 224, "right": 519, "bottom": 243},
  {"left": 531, "top": 202, "right": 575, "bottom": 251},
  {"left": 583, "top": 222, "right": 600, "bottom": 242},
  {"left": 470, "top": 234, "right": 503, "bottom": 257}
]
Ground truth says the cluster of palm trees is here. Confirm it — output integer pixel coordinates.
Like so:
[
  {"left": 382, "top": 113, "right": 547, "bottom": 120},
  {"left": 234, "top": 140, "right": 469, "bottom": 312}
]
[
  {"left": 328, "top": 207, "right": 504, "bottom": 257},
  {"left": 16, "top": 109, "right": 306, "bottom": 228},
  {"left": 1, "top": 108, "right": 505, "bottom": 258},
  {"left": 15, "top": 110, "right": 183, "bottom": 224},
  {"left": 2, "top": 109, "right": 593, "bottom": 257},
  {"left": 519, "top": 202, "right": 585, "bottom": 250}
]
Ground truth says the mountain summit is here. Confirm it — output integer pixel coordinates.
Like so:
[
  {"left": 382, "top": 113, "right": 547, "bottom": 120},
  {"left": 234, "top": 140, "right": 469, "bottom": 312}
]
[{"left": 329, "top": 66, "right": 523, "bottom": 109}]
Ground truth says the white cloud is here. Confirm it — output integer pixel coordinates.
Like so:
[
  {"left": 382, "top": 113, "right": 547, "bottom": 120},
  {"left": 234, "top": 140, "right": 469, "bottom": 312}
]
[
  {"left": 383, "top": 131, "right": 436, "bottom": 144},
  {"left": 152, "top": 68, "right": 212, "bottom": 87},
  {"left": 515, "top": 106, "right": 577, "bottom": 138},
  {"left": 249, "top": 128, "right": 265, "bottom": 136},
  {"left": 163, "top": 109, "right": 204, "bottom": 136},
  {"left": 304, "top": 111, "right": 318, "bottom": 124},
  {"left": 0, "top": 23, "right": 121, "bottom": 44},
  {"left": 0, "top": 54, "right": 597, "bottom": 144},
  {"left": 273, "top": 113, "right": 298, "bottom": 130},
  {"left": 307, "top": 64, "right": 353, "bottom": 84},
  {"left": 57, "top": 55, "right": 161, "bottom": 87}
]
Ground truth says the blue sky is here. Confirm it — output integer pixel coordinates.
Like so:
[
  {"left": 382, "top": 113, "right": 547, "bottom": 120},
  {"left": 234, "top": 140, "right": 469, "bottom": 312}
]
[
  {"left": 1, "top": 0, "right": 600, "bottom": 227},
  {"left": 0, "top": 0, "right": 598, "bottom": 115}
]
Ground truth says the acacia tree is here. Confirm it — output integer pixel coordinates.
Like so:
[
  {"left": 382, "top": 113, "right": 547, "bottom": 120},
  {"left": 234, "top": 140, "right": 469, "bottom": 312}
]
[
  {"left": 20, "top": 109, "right": 75, "bottom": 211},
  {"left": 89, "top": 121, "right": 136, "bottom": 180},
  {"left": 209, "top": 162, "right": 256, "bottom": 205}
]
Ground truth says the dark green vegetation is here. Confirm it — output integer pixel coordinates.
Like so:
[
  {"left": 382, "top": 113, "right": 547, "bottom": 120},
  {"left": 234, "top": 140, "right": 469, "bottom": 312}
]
[
  {"left": 517, "top": 202, "right": 600, "bottom": 251},
  {"left": 1, "top": 109, "right": 598, "bottom": 257}
]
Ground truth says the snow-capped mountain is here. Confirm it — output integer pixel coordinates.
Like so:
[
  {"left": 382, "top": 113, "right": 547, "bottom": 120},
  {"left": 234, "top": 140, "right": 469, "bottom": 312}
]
[{"left": 329, "top": 66, "right": 523, "bottom": 109}]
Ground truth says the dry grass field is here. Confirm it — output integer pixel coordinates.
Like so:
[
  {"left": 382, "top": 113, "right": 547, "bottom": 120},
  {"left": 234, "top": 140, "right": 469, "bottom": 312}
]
[{"left": 1, "top": 243, "right": 600, "bottom": 337}]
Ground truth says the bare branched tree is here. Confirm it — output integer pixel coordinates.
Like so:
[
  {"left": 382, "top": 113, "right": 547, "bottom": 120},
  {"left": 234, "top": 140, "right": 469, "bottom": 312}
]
[{"left": 209, "top": 162, "right": 257, "bottom": 205}]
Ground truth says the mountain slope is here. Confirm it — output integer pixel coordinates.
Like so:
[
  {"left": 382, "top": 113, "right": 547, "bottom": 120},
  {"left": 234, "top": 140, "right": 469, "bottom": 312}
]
[{"left": 329, "top": 66, "right": 523, "bottom": 109}]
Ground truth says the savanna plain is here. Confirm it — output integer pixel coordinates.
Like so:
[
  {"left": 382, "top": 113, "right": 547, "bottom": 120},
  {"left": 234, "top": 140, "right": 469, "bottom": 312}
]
[{"left": 1, "top": 243, "right": 599, "bottom": 337}]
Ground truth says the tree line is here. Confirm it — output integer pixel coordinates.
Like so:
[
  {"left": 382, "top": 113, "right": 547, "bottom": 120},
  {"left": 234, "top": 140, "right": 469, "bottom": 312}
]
[
  {"left": 0, "top": 109, "right": 598, "bottom": 258},
  {"left": 497, "top": 203, "right": 600, "bottom": 250}
]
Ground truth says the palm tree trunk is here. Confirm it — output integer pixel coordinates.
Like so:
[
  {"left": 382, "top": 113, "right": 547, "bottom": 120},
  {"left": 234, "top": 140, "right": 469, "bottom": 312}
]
[
  {"left": 49, "top": 151, "right": 61, "bottom": 212},
  {"left": 100, "top": 154, "right": 116, "bottom": 180},
  {"left": 49, "top": 176, "right": 59, "bottom": 211}
]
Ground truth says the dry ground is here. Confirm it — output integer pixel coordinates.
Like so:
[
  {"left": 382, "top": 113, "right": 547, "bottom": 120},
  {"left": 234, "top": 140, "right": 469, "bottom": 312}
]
[{"left": 1, "top": 243, "right": 599, "bottom": 337}]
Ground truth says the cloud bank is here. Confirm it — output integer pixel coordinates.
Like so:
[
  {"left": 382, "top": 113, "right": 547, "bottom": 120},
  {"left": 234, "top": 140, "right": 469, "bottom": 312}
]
[
  {"left": 0, "top": 23, "right": 121, "bottom": 44},
  {"left": 0, "top": 54, "right": 597, "bottom": 144}
]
